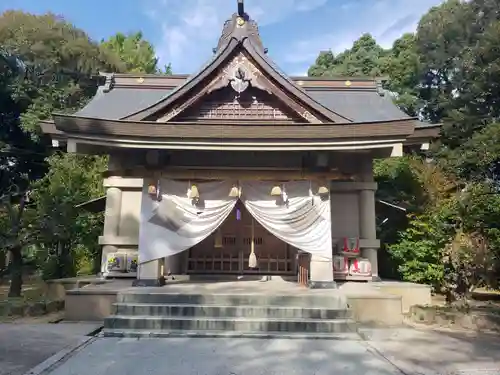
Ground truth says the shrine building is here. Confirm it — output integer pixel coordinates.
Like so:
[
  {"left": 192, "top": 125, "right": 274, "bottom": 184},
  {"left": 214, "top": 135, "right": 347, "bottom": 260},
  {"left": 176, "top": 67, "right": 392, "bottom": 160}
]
[{"left": 40, "top": 1, "right": 439, "bottom": 288}]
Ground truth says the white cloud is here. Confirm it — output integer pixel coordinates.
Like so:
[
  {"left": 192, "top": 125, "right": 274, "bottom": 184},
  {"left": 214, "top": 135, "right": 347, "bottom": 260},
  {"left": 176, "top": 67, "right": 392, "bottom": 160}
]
[
  {"left": 145, "top": 0, "right": 445, "bottom": 75},
  {"left": 283, "top": 0, "right": 445, "bottom": 72},
  {"left": 144, "top": 0, "right": 329, "bottom": 73},
  {"left": 295, "top": 0, "right": 328, "bottom": 12}
]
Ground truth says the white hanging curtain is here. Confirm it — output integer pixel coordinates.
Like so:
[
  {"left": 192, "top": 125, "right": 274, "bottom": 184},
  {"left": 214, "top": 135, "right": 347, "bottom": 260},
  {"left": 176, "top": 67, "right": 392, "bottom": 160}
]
[
  {"left": 240, "top": 180, "right": 332, "bottom": 259},
  {"left": 138, "top": 179, "right": 237, "bottom": 263}
]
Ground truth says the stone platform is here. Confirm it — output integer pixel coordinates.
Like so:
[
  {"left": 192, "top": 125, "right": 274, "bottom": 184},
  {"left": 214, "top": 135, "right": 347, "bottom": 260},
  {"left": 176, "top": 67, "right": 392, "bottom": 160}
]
[
  {"left": 63, "top": 277, "right": 431, "bottom": 331},
  {"left": 104, "top": 280, "right": 356, "bottom": 338}
]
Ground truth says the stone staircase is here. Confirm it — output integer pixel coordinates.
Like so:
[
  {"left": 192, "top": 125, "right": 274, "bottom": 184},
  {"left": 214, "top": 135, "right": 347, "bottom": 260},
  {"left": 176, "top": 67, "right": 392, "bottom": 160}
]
[{"left": 103, "top": 289, "right": 361, "bottom": 339}]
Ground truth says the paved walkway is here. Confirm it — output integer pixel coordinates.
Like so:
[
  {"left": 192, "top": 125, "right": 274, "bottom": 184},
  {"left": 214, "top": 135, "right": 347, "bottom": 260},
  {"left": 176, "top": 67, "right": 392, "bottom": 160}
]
[
  {"left": 37, "top": 328, "right": 500, "bottom": 375},
  {"left": 364, "top": 326, "right": 500, "bottom": 374},
  {"left": 47, "top": 336, "right": 401, "bottom": 375},
  {"left": 2, "top": 322, "right": 500, "bottom": 375},
  {"left": 0, "top": 322, "right": 100, "bottom": 375}
]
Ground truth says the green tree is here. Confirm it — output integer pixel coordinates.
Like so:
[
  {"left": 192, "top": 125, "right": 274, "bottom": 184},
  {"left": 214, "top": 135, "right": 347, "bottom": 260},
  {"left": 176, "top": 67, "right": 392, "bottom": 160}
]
[
  {"left": 308, "top": 34, "right": 389, "bottom": 77},
  {"left": 101, "top": 32, "right": 172, "bottom": 74},
  {"left": 0, "top": 12, "right": 173, "bottom": 296},
  {"left": 376, "top": 157, "right": 458, "bottom": 286},
  {"left": 382, "top": 33, "right": 422, "bottom": 117},
  {"left": 414, "top": 0, "right": 472, "bottom": 124},
  {"left": 31, "top": 154, "right": 106, "bottom": 279},
  {"left": 388, "top": 211, "right": 448, "bottom": 290},
  {"left": 306, "top": 0, "right": 500, "bottom": 299},
  {"left": 0, "top": 10, "right": 124, "bottom": 296}
]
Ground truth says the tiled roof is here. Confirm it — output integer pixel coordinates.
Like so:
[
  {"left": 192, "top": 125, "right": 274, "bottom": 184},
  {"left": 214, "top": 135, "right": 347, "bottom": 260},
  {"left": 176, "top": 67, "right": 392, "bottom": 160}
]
[
  {"left": 76, "top": 86, "right": 173, "bottom": 120},
  {"left": 75, "top": 84, "right": 409, "bottom": 123}
]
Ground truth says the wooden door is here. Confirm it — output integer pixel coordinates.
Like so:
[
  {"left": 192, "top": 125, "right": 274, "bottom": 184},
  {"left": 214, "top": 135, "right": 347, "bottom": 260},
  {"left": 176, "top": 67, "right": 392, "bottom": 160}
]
[{"left": 187, "top": 201, "right": 296, "bottom": 274}]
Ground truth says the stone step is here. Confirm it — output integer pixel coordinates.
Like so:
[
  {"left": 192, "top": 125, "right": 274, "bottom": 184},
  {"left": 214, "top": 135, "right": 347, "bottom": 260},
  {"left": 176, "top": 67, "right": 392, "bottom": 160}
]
[
  {"left": 102, "top": 328, "right": 363, "bottom": 340},
  {"left": 104, "top": 315, "right": 356, "bottom": 333},
  {"left": 116, "top": 293, "right": 347, "bottom": 309},
  {"left": 113, "top": 303, "right": 351, "bottom": 319}
]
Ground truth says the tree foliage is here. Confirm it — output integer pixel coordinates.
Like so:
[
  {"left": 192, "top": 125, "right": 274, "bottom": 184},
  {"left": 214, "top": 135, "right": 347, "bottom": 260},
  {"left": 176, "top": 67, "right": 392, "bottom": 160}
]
[
  {"left": 101, "top": 32, "right": 161, "bottom": 74},
  {"left": 309, "top": 0, "right": 500, "bottom": 300},
  {"left": 0, "top": 10, "right": 167, "bottom": 296},
  {"left": 31, "top": 154, "right": 106, "bottom": 279},
  {"left": 308, "top": 34, "right": 389, "bottom": 77}
]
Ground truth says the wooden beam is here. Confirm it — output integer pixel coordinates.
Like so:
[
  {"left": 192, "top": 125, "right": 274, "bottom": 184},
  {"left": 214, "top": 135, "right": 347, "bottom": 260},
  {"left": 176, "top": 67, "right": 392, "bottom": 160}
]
[{"left": 105, "top": 167, "right": 353, "bottom": 181}]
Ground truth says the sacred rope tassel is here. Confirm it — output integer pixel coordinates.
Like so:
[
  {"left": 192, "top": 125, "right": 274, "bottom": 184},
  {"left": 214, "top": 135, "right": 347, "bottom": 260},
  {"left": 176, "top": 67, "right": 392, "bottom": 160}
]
[
  {"left": 282, "top": 184, "right": 288, "bottom": 202},
  {"left": 309, "top": 180, "right": 314, "bottom": 206},
  {"left": 248, "top": 217, "right": 258, "bottom": 269},
  {"left": 214, "top": 227, "right": 223, "bottom": 248}
]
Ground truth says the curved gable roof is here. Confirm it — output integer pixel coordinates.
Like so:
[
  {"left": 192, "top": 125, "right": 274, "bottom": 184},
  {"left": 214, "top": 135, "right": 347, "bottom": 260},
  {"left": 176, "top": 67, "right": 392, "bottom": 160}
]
[{"left": 122, "top": 13, "right": 351, "bottom": 123}]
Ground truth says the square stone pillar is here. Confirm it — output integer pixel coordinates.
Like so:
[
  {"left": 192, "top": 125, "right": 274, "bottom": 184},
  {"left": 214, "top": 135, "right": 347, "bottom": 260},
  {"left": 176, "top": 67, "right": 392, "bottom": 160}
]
[
  {"left": 308, "top": 181, "right": 336, "bottom": 289},
  {"left": 308, "top": 254, "right": 335, "bottom": 288},
  {"left": 103, "top": 187, "right": 122, "bottom": 236},
  {"left": 164, "top": 252, "right": 186, "bottom": 275},
  {"left": 134, "top": 258, "right": 165, "bottom": 286},
  {"left": 359, "top": 184, "right": 379, "bottom": 280},
  {"left": 101, "top": 186, "right": 122, "bottom": 276}
]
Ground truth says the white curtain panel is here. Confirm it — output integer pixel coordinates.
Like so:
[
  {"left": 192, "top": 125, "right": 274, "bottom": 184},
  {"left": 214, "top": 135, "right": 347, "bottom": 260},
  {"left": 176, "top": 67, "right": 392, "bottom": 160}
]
[
  {"left": 138, "top": 179, "right": 237, "bottom": 263},
  {"left": 240, "top": 181, "right": 332, "bottom": 260},
  {"left": 138, "top": 179, "right": 332, "bottom": 263}
]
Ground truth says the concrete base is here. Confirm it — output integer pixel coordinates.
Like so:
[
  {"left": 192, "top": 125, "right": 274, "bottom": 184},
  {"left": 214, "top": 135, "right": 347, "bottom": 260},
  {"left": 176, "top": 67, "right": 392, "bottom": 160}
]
[
  {"left": 373, "top": 281, "right": 431, "bottom": 314},
  {"left": 63, "top": 278, "right": 431, "bottom": 326},
  {"left": 45, "top": 276, "right": 112, "bottom": 301},
  {"left": 132, "top": 276, "right": 166, "bottom": 287},
  {"left": 308, "top": 280, "right": 337, "bottom": 289},
  {"left": 65, "top": 290, "right": 118, "bottom": 322},
  {"left": 347, "top": 294, "right": 403, "bottom": 326}
]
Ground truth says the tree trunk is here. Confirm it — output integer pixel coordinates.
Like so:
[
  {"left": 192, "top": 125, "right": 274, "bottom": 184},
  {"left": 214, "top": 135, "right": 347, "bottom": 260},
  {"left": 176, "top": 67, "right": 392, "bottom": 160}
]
[
  {"left": 8, "top": 194, "right": 27, "bottom": 297},
  {"left": 0, "top": 251, "right": 5, "bottom": 271},
  {"left": 58, "top": 241, "right": 76, "bottom": 279},
  {"left": 92, "top": 247, "right": 102, "bottom": 275},
  {"left": 8, "top": 246, "right": 23, "bottom": 298}
]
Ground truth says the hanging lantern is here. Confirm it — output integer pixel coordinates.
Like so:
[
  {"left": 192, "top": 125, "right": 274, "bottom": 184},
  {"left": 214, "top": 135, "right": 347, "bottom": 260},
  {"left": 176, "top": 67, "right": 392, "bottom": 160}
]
[
  {"left": 214, "top": 228, "right": 223, "bottom": 248},
  {"left": 148, "top": 184, "right": 157, "bottom": 196},
  {"left": 270, "top": 185, "right": 282, "bottom": 196},
  {"left": 188, "top": 184, "right": 200, "bottom": 199},
  {"left": 148, "top": 180, "right": 159, "bottom": 200},
  {"left": 318, "top": 185, "right": 329, "bottom": 196},
  {"left": 229, "top": 184, "right": 240, "bottom": 198}
]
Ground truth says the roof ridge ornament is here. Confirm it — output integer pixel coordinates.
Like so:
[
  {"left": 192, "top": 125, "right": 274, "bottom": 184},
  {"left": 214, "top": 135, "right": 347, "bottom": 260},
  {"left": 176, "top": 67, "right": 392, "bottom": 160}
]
[
  {"left": 237, "top": 0, "right": 244, "bottom": 16},
  {"left": 214, "top": 0, "right": 267, "bottom": 54},
  {"left": 376, "top": 79, "right": 386, "bottom": 96},
  {"left": 98, "top": 72, "right": 115, "bottom": 93}
]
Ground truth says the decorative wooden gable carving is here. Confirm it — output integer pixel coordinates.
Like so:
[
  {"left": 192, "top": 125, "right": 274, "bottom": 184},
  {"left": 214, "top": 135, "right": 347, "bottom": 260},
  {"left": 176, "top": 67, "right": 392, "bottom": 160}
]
[
  {"left": 156, "top": 53, "right": 321, "bottom": 123},
  {"left": 175, "top": 86, "right": 305, "bottom": 122}
]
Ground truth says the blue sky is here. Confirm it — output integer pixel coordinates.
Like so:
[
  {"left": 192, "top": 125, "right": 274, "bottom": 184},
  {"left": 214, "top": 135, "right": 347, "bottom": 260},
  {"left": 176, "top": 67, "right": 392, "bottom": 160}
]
[{"left": 1, "top": 0, "right": 444, "bottom": 75}]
